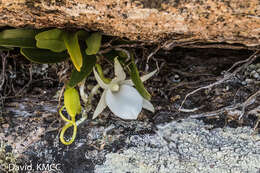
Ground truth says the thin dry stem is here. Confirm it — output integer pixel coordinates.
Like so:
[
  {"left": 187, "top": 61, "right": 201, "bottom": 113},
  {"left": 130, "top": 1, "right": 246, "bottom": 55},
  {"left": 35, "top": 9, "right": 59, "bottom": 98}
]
[
  {"left": 0, "top": 51, "right": 9, "bottom": 90},
  {"left": 240, "top": 89, "right": 260, "bottom": 119},
  {"left": 15, "top": 64, "right": 32, "bottom": 96},
  {"left": 179, "top": 50, "right": 260, "bottom": 112}
]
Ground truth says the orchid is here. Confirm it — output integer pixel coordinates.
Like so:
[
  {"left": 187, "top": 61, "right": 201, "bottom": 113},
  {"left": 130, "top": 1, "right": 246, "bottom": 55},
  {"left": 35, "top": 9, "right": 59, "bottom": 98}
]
[{"left": 93, "top": 58, "right": 156, "bottom": 120}]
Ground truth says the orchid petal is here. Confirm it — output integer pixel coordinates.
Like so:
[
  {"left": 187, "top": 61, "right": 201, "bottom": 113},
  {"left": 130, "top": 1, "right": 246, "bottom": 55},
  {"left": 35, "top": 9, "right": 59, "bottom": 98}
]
[
  {"left": 120, "top": 79, "right": 134, "bottom": 86},
  {"left": 105, "top": 84, "right": 143, "bottom": 120},
  {"left": 119, "top": 70, "right": 157, "bottom": 86},
  {"left": 114, "top": 58, "right": 126, "bottom": 81},
  {"left": 92, "top": 90, "right": 107, "bottom": 119},
  {"left": 93, "top": 67, "right": 107, "bottom": 89},
  {"left": 142, "top": 99, "right": 155, "bottom": 113},
  {"left": 141, "top": 70, "right": 157, "bottom": 82}
]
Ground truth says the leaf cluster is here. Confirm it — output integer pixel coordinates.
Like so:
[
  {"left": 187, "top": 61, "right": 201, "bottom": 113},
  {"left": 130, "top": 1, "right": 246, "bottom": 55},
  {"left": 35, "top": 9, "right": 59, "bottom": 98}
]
[
  {"left": 0, "top": 28, "right": 155, "bottom": 145},
  {"left": 0, "top": 28, "right": 151, "bottom": 99}
]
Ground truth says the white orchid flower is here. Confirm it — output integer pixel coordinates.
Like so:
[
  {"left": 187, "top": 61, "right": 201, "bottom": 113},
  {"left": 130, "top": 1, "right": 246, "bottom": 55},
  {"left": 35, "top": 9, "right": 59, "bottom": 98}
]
[{"left": 92, "top": 58, "right": 156, "bottom": 120}]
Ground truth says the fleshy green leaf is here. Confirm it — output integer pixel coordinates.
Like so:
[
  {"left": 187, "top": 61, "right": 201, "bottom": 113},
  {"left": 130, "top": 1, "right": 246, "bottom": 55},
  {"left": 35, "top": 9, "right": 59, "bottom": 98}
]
[
  {"left": 118, "top": 51, "right": 128, "bottom": 59},
  {"left": 95, "top": 64, "right": 111, "bottom": 84},
  {"left": 76, "top": 30, "right": 89, "bottom": 41},
  {"left": 63, "top": 32, "right": 83, "bottom": 71},
  {"left": 64, "top": 88, "right": 81, "bottom": 117},
  {"left": 0, "top": 29, "right": 38, "bottom": 48},
  {"left": 103, "top": 50, "right": 128, "bottom": 64},
  {"left": 0, "top": 46, "right": 13, "bottom": 51},
  {"left": 129, "top": 55, "right": 151, "bottom": 100},
  {"left": 35, "top": 29, "right": 66, "bottom": 52},
  {"left": 21, "top": 48, "right": 68, "bottom": 64},
  {"left": 85, "top": 32, "right": 102, "bottom": 55},
  {"left": 68, "top": 52, "right": 96, "bottom": 88}
]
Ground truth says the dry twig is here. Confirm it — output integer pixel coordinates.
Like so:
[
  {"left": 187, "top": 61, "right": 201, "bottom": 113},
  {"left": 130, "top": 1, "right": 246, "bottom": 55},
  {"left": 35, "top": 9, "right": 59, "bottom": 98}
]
[
  {"left": 253, "top": 114, "right": 260, "bottom": 133},
  {"left": 179, "top": 50, "right": 260, "bottom": 112},
  {"left": 240, "top": 89, "right": 260, "bottom": 119},
  {"left": 171, "top": 68, "right": 214, "bottom": 77},
  {"left": 57, "top": 85, "right": 65, "bottom": 109},
  {"left": 15, "top": 64, "right": 33, "bottom": 96},
  {"left": 189, "top": 103, "right": 241, "bottom": 119},
  {"left": 0, "top": 51, "right": 9, "bottom": 90},
  {"left": 145, "top": 45, "right": 161, "bottom": 72}
]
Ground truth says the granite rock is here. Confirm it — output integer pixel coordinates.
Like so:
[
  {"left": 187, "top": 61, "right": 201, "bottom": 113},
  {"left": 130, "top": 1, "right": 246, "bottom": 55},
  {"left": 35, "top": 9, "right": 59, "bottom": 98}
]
[
  {"left": 95, "top": 119, "right": 260, "bottom": 173},
  {"left": 0, "top": 0, "right": 260, "bottom": 48}
]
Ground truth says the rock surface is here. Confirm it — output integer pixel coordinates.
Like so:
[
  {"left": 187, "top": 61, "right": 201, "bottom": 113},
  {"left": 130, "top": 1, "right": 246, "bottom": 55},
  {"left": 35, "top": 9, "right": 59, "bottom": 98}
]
[
  {"left": 95, "top": 119, "right": 260, "bottom": 173},
  {"left": 0, "top": 0, "right": 260, "bottom": 48},
  {"left": 1, "top": 49, "right": 260, "bottom": 172}
]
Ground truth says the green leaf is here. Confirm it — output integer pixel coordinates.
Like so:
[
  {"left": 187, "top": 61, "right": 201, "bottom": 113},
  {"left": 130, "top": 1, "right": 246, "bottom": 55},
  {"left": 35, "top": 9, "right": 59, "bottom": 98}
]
[
  {"left": 95, "top": 64, "right": 111, "bottom": 84},
  {"left": 64, "top": 87, "right": 81, "bottom": 117},
  {"left": 85, "top": 32, "right": 102, "bottom": 55},
  {"left": 21, "top": 48, "right": 68, "bottom": 64},
  {"left": 35, "top": 29, "right": 66, "bottom": 52},
  {"left": 76, "top": 30, "right": 89, "bottom": 41},
  {"left": 0, "top": 29, "right": 38, "bottom": 48},
  {"left": 63, "top": 32, "right": 83, "bottom": 71},
  {"left": 68, "top": 51, "right": 96, "bottom": 88},
  {"left": 118, "top": 51, "right": 128, "bottom": 59},
  {"left": 111, "top": 38, "right": 137, "bottom": 46},
  {"left": 103, "top": 50, "right": 128, "bottom": 64},
  {"left": 129, "top": 55, "right": 151, "bottom": 100},
  {"left": 0, "top": 46, "right": 13, "bottom": 51}
]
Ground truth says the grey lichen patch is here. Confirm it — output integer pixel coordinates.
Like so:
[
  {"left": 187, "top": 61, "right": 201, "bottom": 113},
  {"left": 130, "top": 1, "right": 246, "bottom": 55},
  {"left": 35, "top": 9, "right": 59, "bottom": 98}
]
[{"left": 95, "top": 119, "right": 260, "bottom": 173}]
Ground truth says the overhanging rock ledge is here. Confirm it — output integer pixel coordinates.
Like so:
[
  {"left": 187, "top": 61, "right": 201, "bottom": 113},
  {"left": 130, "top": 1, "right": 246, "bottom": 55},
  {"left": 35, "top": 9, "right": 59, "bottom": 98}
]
[{"left": 0, "top": 0, "right": 260, "bottom": 48}]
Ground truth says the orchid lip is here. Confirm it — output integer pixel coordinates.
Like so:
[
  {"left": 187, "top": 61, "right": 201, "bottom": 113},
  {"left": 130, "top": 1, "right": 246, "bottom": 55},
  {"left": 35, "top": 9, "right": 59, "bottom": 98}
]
[{"left": 105, "top": 84, "right": 143, "bottom": 120}]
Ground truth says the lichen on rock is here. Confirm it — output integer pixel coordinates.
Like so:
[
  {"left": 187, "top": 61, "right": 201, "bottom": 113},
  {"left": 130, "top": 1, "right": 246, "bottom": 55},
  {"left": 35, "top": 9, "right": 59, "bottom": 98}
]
[{"left": 95, "top": 119, "right": 260, "bottom": 173}]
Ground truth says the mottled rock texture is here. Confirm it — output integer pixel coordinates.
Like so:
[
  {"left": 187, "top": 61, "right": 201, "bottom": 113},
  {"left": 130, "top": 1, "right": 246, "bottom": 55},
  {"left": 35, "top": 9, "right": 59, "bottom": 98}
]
[
  {"left": 0, "top": 0, "right": 260, "bottom": 48},
  {"left": 95, "top": 119, "right": 260, "bottom": 173}
]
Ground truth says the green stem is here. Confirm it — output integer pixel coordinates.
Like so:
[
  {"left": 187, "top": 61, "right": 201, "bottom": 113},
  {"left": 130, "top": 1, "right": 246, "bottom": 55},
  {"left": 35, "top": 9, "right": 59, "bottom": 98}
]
[
  {"left": 59, "top": 119, "right": 77, "bottom": 145},
  {"left": 59, "top": 106, "right": 77, "bottom": 145},
  {"left": 95, "top": 64, "right": 111, "bottom": 84}
]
